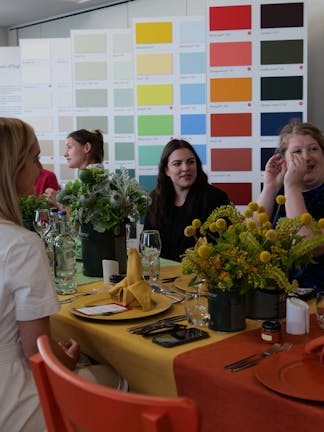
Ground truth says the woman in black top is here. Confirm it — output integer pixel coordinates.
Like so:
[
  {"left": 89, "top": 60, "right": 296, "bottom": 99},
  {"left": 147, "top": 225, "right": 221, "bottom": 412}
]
[{"left": 144, "top": 139, "right": 229, "bottom": 261}]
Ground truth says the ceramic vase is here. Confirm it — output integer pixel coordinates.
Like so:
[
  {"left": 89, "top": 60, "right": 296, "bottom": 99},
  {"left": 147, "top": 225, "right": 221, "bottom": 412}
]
[
  {"left": 80, "top": 223, "right": 127, "bottom": 277},
  {"left": 207, "top": 287, "right": 246, "bottom": 332}
]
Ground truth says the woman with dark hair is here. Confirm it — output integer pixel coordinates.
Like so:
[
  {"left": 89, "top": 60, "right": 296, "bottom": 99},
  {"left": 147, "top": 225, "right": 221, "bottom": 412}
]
[
  {"left": 64, "top": 129, "right": 104, "bottom": 169},
  {"left": 144, "top": 139, "right": 229, "bottom": 261},
  {"left": 45, "top": 128, "right": 104, "bottom": 207}
]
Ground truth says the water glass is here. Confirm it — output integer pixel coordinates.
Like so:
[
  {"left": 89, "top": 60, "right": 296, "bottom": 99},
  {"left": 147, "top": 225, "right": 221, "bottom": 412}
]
[
  {"left": 33, "top": 208, "right": 50, "bottom": 241},
  {"left": 142, "top": 257, "right": 160, "bottom": 284},
  {"left": 185, "top": 291, "right": 209, "bottom": 326},
  {"left": 316, "top": 291, "right": 324, "bottom": 329}
]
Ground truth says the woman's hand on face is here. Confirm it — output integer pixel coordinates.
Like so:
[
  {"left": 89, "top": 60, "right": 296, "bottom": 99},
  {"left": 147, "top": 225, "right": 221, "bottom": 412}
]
[
  {"left": 264, "top": 153, "right": 286, "bottom": 189},
  {"left": 284, "top": 152, "right": 307, "bottom": 189}
]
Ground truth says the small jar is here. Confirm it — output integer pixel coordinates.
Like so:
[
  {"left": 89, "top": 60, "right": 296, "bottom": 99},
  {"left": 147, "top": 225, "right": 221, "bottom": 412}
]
[{"left": 261, "top": 320, "right": 281, "bottom": 343}]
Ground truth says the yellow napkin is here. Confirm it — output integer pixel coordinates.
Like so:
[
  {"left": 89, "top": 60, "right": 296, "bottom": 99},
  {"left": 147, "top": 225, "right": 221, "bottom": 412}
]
[{"left": 109, "top": 248, "right": 152, "bottom": 311}]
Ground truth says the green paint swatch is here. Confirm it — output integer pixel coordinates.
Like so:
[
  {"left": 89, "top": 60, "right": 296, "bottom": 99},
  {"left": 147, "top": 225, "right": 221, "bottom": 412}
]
[
  {"left": 115, "top": 142, "right": 135, "bottom": 160},
  {"left": 138, "top": 115, "right": 173, "bottom": 136},
  {"left": 114, "top": 116, "right": 134, "bottom": 134},
  {"left": 138, "top": 145, "right": 164, "bottom": 165}
]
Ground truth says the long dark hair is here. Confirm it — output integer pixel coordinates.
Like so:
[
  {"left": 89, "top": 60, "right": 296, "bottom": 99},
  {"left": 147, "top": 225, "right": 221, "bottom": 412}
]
[
  {"left": 148, "top": 139, "right": 208, "bottom": 228},
  {"left": 67, "top": 129, "right": 104, "bottom": 163}
]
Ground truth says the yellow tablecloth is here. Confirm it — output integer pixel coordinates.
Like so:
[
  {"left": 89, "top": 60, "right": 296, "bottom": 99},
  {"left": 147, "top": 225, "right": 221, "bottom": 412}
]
[{"left": 51, "top": 265, "right": 264, "bottom": 396}]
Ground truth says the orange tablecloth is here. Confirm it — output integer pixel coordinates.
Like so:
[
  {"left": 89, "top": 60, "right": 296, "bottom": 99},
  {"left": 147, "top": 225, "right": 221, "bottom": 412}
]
[{"left": 174, "top": 314, "right": 324, "bottom": 432}]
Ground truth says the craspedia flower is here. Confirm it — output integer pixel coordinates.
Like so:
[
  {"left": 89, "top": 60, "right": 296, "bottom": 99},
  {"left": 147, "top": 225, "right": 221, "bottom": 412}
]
[
  {"left": 246, "top": 219, "right": 257, "bottom": 230},
  {"left": 300, "top": 212, "right": 313, "bottom": 225},
  {"left": 263, "top": 221, "right": 272, "bottom": 230},
  {"left": 209, "top": 222, "right": 218, "bottom": 233},
  {"left": 257, "top": 212, "right": 268, "bottom": 225},
  {"left": 266, "top": 229, "right": 277, "bottom": 241},
  {"left": 260, "top": 251, "right": 271, "bottom": 263},
  {"left": 192, "top": 218, "right": 201, "bottom": 229},
  {"left": 243, "top": 208, "right": 253, "bottom": 218},
  {"left": 276, "top": 195, "right": 286, "bottom": 205},
  {"left": 197, "top": 244, "right": 211, "bottom": 258},
  {"left": 247, "top": 202, "right": 259, "bottom": 212},
  {"left": 215, "top": 218, "right": 227, "bottom": 231},
  {"left": 318, "top": 218, "right": 324, "bottom": 229},
  {"left": 257, "top": 205, "right": 265, "bottom": 213},
  {"left": 184, "top": 225, "right": 196, "bottom": 237}
]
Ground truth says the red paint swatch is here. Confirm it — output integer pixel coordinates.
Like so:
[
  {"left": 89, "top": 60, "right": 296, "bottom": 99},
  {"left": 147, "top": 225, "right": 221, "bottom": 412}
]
[
  {"left": 210, "top": 42, "right": 252, "bottom": 67},
  {"left": 211, "top": 148, "right": 252, "bottom": 171},
  {"left": 212, "top": 182, "right": 252, "bottom": 205},
  {"left": 210, "top": 113, "right": 252, "bottom": 137},
  {"left": 209, "top": 5, "right": 251, "bottom": 31}
]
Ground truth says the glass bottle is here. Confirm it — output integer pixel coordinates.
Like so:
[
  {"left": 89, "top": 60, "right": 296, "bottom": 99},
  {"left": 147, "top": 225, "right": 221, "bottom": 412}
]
[
  {"left": 54, "top": 210, "right": 77, "bottom": 295},
  {"left": 44, "top": 207, "right": 59, "bottom": 275}
]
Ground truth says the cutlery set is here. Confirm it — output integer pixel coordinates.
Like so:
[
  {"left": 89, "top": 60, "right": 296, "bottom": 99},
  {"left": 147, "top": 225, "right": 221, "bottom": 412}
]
[
  {"left": 59, "top": 289, "right": 98, "bottom": 304},
  {"left": 127, "top": 314, "right": 186, "bottom": 335},
  {"left": 224, "top": 342, "right": 293, "bottom": 371}
]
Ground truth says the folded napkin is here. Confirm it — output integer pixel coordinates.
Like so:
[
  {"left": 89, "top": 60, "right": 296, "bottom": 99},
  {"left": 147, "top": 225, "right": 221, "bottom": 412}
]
[
  {"left": 286, "top": 297, "right": 310, "bottom": 335},
  {"left": 109, "top": 248, "right": 152, "bottom": 311},
  {"left": 304, "top": 336, "right": 324, "bottom": 366}
]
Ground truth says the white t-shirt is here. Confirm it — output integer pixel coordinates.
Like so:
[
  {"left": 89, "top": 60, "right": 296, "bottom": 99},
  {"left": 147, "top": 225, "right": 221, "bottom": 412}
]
[{"left": 0, "top": 219, "right": 59, "bottom": 431}]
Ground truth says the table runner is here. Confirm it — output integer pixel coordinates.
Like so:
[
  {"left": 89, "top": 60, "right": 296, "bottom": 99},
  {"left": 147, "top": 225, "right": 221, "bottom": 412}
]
[{"left": 174, "top": 314, "right": 324, "bottom": 432}]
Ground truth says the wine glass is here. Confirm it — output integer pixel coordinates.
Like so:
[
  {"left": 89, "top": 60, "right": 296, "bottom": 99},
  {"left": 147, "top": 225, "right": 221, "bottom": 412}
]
[
  {"left": 33, "top": 208, "right": 50, "bottom": 241},
  {"left": 139, "top": 230, "right": 161, "bottom": 284}
]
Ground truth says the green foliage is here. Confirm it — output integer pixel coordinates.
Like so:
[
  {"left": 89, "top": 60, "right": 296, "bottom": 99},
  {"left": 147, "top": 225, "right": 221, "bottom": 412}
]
[
  {"left": 19, "top": 194, "right": 49, "bottom": 220},
  {"left": 57, "top": 167, "right": 150, "bottom": 235}
]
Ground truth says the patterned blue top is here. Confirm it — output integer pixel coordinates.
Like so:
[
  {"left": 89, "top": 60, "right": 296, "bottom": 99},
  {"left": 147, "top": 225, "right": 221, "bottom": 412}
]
[{"left": 271, "top": 183, "right": 324, "bottom": 291}]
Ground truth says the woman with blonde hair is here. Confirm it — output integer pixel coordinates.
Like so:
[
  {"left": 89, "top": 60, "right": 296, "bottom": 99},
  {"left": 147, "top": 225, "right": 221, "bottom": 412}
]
[{"left": 0, "top": 118, "right": 79, "bottom": 431}]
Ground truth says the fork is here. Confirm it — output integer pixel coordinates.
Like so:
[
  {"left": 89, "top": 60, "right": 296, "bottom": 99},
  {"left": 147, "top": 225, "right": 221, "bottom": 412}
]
[
  {"left": 225, "top": 342, "right": 292, "bottom": 371},
  {"left": 59, "top": 289, "right": 98, "bottom": 304}
]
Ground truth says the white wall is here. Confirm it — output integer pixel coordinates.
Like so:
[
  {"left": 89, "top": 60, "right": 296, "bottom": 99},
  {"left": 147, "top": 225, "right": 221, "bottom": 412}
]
[{"left": 2, "top": 0, "right": 324, "bottom": 131}]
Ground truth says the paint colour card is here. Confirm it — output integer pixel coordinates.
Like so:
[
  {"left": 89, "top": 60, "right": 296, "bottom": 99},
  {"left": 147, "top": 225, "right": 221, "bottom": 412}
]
[
  {"left": 210, "top": 113, "right": 252, "bottom": 137},
  {"left": 209, "top": 5, "right": 251, "bottom": 31},
  {"left": 211, "top": 148, "right": 252, "bottom": 171}
]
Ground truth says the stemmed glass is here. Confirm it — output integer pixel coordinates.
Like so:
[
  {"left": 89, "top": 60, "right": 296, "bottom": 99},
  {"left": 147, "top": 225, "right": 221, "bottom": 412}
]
[
  {"left": 33, "top": 208, "right": 50, "bottom": 242},
  {"left": 139, "top": 230, "right": 162, "bottom": 284}
]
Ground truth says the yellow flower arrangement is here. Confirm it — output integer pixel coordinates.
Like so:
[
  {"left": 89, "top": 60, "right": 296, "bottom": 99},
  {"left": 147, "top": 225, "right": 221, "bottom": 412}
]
[{"left": 181, "top": 197, "right": 324, "bottom": 293}]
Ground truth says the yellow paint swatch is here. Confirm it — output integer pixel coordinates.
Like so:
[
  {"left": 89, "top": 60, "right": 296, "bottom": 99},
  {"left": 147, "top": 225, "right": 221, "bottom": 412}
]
[
  {"left": 210, "top": 77, "right": 252, "bottom": 102},
  {"left": 136, "top": 22, "right": 172, "bottom": 44},
  {"left": 136, "top": 53, "right": 173, "bottom": 75},
  {"left": 137, "top": 84, "right": 173, "bottom": 106}
]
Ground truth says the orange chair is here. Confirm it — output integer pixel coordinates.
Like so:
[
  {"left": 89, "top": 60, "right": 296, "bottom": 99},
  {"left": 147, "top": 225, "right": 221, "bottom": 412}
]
[{"left": 30, "top": 335, "right": 200, "bottom": 432}]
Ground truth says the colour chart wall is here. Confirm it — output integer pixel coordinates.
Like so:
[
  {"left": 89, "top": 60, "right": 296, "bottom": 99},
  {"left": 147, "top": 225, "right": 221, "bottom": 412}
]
[{"left": 0, "top": 0, "right": 307, "bottom": 206}]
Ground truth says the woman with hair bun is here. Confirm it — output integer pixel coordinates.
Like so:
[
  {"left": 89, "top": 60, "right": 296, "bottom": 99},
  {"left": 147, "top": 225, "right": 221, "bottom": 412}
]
[{"left": 45, "top": 128, "right": 104, "bottom": 207}]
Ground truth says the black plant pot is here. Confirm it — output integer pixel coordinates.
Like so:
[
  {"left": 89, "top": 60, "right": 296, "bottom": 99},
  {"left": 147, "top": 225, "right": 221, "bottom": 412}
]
[
  {"left": 208, "top": 287, "right": 246, "bottom": 332},
  {"left": 80, "top": 223, "right": 127, "bottom": 277},
  {"left": 245, "top": 288, "right": 287, "bottom": 320}
]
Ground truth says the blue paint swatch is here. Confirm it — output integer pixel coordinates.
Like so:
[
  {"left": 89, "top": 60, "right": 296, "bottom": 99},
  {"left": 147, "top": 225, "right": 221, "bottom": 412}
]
[
  {"left": 179, "top": 21, "right": 205, "bottom": 44},
  {"left": 261, "top": 148, "right": 276, "bottom": 170},
  {"left": 180, "top": 83, "right": 206, "bottom": 105},
  {"left": 193, "top": 144, "right": 207, "bottom": 165},
  {"left": 139, "top": 175, "right": 157, "bottom": 192},
  {"left": 181, "top": 114, "right": 206, "bottom": 135},
  {"left": 261, "top": 112, "right": 303, "bottom": 136},
  {"left": 180, "top": 52, "right": 206, "bottom": 74}
]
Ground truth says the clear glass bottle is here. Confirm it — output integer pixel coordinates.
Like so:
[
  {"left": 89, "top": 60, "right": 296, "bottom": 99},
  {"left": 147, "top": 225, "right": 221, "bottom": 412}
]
[
  {"left": 54, "top": 210, "right": 77, "bottom": 295},
  {"left": 44, "top": 208, "right": 59, "bottom": 276}
]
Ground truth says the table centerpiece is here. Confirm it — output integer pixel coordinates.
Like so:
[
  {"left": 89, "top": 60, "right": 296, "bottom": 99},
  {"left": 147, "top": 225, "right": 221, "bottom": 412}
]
[
  {"left": 57, "top": 166, "right": 149, "bottom": 277},
  {"left": 181, "top": 198, "right": 324, "bottom": 331}
]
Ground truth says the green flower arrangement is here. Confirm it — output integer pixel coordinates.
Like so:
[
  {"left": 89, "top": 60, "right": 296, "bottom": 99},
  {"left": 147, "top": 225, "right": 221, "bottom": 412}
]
[
  {"left": 57, "top": 167, "right": 149, "bottom": 235},
  {"left": 19, "top": 194, "right": 49, "bottom": 221},
  {"left": 181, "top": 197, "right": 324, "bottom": 293}
]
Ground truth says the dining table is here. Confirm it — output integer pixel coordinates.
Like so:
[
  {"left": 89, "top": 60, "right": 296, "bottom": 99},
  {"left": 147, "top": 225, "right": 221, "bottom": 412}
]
[{"left": 50, "top": 260, "right": 324, "bottom": 432}]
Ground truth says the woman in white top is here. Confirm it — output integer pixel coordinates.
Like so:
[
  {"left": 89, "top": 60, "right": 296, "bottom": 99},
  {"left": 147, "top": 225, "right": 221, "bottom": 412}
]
[{"left": 0, "top": 118, "right": 79, "bottom": 431}]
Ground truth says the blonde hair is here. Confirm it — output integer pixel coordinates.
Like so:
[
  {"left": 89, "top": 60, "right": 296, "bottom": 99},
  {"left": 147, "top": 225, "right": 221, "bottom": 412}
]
[
  {"left": 0, "top": 118, "right": 37, "bottom": 224},
  {"left": 277, "top": 120, "right": 324, "bottom": 156}
]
